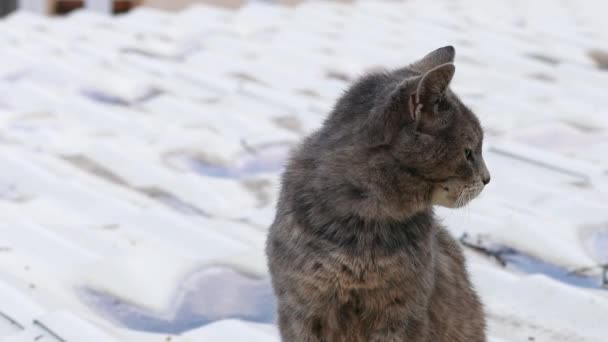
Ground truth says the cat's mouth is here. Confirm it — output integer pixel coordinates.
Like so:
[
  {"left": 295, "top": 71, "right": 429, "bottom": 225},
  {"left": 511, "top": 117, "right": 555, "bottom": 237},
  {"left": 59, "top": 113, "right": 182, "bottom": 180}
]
[
  {"left": 431, "top": 182, "right": 484, "bottom": 208},
  {"left": 454, "top": 185, "right": 484, "bottom": 207}
]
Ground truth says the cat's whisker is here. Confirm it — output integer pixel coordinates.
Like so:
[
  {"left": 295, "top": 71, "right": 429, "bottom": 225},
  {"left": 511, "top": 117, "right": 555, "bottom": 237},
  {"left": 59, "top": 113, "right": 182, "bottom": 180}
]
[
  {"left": 461, "top": 191, "right": 468, "bottom": 208},
  {"left": 455, "top": 191, "right": 464, "bottom": 208}
]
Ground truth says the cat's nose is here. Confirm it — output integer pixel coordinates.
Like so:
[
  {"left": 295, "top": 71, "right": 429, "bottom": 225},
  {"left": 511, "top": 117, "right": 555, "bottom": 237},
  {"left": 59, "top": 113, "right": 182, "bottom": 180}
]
[{"left": 479, "top": 157, "right": 490, "bottom": 186}]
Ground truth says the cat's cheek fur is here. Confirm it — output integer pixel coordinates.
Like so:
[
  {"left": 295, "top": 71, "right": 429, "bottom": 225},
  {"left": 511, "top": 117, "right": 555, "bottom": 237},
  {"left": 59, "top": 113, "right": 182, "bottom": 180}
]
[{"left": 431, "top": 185, "right": 455, "bottom": 208}]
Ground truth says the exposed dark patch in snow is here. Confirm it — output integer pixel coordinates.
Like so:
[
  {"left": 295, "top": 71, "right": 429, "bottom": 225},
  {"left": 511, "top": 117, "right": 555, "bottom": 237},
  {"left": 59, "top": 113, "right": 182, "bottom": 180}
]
[
  {"left": 63, "top": 155, "right": 212, "bottom": 218},
  {"left": 326, "top": 70, "right": 351, "bottom": 82},
  {"left": 528, "top": 72, "right": 556, "bottom": 83},
  {"left": 461, "top": 234, "right": 606, "bottom": 290},
  {"left": 63, "top": 155, "right": 128, "bottom": 186},
  {"left": 273, "top": 116, "right": 303, "bottom": 133},
  {"left": 526, "top": 52, "right": 561, "bottom": 66},
  {"left": 138, "top": 187, "right": 210, "bottom": 218}
]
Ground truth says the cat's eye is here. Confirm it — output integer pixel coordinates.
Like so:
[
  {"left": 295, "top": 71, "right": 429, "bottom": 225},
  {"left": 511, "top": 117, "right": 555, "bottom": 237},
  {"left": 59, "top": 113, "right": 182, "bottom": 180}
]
[{"left": 465, "top": 148, "right": 474, "bottom": 161}]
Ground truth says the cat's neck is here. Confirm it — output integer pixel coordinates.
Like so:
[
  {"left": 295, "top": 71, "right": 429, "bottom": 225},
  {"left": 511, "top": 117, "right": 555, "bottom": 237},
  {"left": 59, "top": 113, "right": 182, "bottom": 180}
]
[{"left": 292, "top": 198, "right": 437, "bottom": 255}]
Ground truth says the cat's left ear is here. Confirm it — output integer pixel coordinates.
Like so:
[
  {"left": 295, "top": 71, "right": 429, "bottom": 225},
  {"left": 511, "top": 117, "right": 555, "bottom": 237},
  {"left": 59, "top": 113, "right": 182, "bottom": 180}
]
[
  {"left": 410, "top": 46, "right": 455, "bottom": 74},
  {"left": 409, "top": 63, "right": 455, "bottom": 127}
]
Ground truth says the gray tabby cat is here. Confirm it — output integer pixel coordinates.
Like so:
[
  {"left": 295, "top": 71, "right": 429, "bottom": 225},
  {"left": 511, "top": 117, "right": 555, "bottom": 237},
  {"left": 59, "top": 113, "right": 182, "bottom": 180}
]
[{"left": 266, "top": 46, "right": 490, "bottom": 342}]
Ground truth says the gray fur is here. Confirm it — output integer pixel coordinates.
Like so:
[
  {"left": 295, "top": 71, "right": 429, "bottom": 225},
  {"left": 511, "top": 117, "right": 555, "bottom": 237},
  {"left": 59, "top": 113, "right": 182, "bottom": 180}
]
[{"left": 266, "top": 46, "right": 490, "bottom": 342}]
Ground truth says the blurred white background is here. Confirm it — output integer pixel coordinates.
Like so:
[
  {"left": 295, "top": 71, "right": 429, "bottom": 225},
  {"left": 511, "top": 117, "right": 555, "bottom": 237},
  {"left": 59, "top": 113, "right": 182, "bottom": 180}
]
[{"left": 0, "top": 1, "right": 606, "bottom": 341}]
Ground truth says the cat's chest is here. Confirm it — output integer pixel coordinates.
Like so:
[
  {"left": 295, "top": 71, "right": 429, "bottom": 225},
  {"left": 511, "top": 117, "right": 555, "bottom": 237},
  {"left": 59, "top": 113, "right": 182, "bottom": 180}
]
[
  {"left": 322, "top": 246, "right": 436, "bottom": 291},
  {"left": 313, "top": 250, "right": 437, "bottom": 323}
]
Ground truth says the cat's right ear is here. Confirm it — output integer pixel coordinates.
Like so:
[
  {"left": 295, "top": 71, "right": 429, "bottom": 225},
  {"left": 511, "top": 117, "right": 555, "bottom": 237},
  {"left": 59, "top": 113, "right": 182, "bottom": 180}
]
[{"left": 410, "top": 46, "right": 455, "bottom": 74}]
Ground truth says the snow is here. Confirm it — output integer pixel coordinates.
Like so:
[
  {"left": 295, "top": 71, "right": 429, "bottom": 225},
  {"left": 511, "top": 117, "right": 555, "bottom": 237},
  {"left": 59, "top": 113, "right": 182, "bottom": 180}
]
[{"left": 0, "top": 0, "right": 607, "bottom": 341}]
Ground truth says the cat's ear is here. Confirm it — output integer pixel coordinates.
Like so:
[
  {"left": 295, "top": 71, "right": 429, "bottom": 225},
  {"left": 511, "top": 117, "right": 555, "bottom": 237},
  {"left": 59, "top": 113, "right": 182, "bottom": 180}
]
[
  {"left": 410, "top": 46, "right": 455, "bottom": 74},
  {"left": 410, "top": 63, "right": 455, "bottom": 128},
  {"left": 415, "top": 63, "right": 455, "bottom": 103},
  {"left": 365, "top": 77, "right": 420, "bottom": 146},
  {"left": 365, "top": 63, "right": 455, "bottom": 146}
]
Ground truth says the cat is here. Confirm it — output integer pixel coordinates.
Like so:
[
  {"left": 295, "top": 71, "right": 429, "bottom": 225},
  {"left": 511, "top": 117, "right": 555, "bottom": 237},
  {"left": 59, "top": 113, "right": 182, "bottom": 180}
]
[{"left": 266, "top": 46, "right": 490, "bottom": 342}]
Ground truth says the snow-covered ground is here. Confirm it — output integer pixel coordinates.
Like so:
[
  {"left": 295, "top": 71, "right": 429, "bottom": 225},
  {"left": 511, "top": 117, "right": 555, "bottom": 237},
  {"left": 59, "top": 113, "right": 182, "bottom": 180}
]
[{"left": 0, "top": 1, "right": 607, "bottom": 341}]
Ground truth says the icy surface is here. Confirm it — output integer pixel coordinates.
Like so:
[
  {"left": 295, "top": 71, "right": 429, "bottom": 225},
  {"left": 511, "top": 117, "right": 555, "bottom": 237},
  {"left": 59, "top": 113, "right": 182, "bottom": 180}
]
[
  {"left": 0, "top": 0, "right": 607, "bottom": 341},
  {"left": 80, "top": 267, "right": 275, "bottom": 334}
]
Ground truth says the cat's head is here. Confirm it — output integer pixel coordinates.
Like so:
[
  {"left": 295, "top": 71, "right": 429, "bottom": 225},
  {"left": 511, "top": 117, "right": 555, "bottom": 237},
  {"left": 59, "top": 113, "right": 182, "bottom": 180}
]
[{"left": 367, "top": 46, "right": 491, "bottom": 209}]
